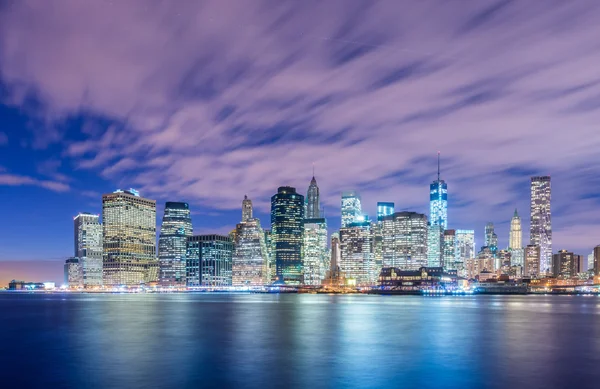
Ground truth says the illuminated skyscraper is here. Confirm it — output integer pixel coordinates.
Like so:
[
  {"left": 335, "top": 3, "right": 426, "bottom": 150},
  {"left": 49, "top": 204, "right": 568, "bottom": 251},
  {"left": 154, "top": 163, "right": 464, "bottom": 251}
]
[
  {"left": 455, "top": 229, "right": 475, "bottom": 269},
  {"left": 324, "top": 233, "right": 344, "bottom": 286},
  {"left": 485, "top": 222, "right": 498, "bottom": 249},
  {"left": 271, "top": 186, "right": 305, "bottom": 284},
  {"left": 509, "top": 209, "right": 522, "bottom": 250},
  {"left": 186, "top": 235, "right": 233, "bottom": 287},
  {"left": 306, "top": 175, "right": 321, "bottom": 219},
  {"left": 427, "top": 224, "right": 443, "bottom": 268},
  {"left": 530, "top": 176, "right": 552, "bottom": 275},
  {"left": 264, "top": 229, "right": 276, "bottom": 282},
  {"left": 74, "top": 213, "right": 103, "bottom": 287},
  {"left": 341, "top": 191, "right": 362, "bottom": 228},
  {"left": 242, "top": 195, "right": 253, "bottom": 222},
  {"left": 552, "top": 250, "right": 578, "bottom": 278},
  {"left": 377, "top": 202, "right": 395, "bottom": 222},
  {"left": 594, "top": 246, "right": 600, "bottom": 276},
  {"left": 303, "top": 218, "right": 328, "bottom": 285},
  {"left": 525, "top": 244, "right": 541, "bottom": 278},
  {"left": 443, "top": 229, "right": 456, "bottom": 270},
  {"left": 381, "top": 212, "right": 428, "bottom": 270},
  {"left": 340, "top": 221, "right": 373, "bottom": 285},
  {"left": 429, "top": 152, "right": 448, "bottom": 229},
  {"left": 158, "top": 202, "right": 193, "bottom": 287},
  {"left": 102, "top": 189, "right": 158, "bottom": 286},
  {"left": 64, "top": 257, "right": 83, "bottom": 288}
]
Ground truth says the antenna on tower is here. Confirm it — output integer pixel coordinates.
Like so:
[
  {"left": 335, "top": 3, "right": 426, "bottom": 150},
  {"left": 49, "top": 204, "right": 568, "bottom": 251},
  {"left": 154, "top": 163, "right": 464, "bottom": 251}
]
[
  {"left": 437, "top": 151, "right": 441, "bottom": 181},
  {"left": 312, "top": 162, "right": 315, "bottom": 178}
]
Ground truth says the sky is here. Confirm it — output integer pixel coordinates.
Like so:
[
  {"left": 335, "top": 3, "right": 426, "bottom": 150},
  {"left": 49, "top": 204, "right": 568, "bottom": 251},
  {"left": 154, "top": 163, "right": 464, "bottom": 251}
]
[{"left": 1, "top": 0, "right": 600, "bottom": 284}]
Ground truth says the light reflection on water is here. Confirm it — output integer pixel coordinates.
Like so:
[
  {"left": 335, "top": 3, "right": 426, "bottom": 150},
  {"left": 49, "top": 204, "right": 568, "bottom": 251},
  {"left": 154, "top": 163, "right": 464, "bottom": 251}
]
[{"left": 1, "top": 294, "right": 599, "bottom": 388}]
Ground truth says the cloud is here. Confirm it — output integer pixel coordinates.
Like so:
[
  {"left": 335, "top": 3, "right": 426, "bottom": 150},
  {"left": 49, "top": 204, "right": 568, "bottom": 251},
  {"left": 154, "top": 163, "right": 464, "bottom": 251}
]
[
  {"left": 0, "top": 173, "right": 70, "bottom": 192},
  {"left": 1, "top": 1, "right": 600, "bottom": 252}
]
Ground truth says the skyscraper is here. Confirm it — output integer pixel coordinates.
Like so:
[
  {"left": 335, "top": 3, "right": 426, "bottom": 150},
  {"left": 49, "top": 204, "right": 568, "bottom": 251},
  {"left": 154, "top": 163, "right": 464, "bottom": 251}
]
[
  {"left": 73, "top": 213, "right": 103, "bottom": 287},
  {"left": 455, "top": 229, "right": 475, "bottom": 271},
  {"left": 242, "top": 195, "right": 253, "bottom": 222},
  {"left": 443, "top": 229, "right": 456, "bottom": 270},
  {"left": 427, "top": 224, "right": 443, "bottom": 268},
  {"left": 509, "top": 209, "right": 522, "bottom": 250},
  {"left": 271, "top": 186, "right": 305, "bottom": 284},
  {"left": 552, "top": 250, "right": 578, "bottom": 278},
  {"left": 530, "top": 176, "right": 552, "bottom": 275},
  {"left": 341, "top": 191, "right": 362, "bottom": 228},
  {"left": 264, "top": 229, "right": 276, "bottom": 282},
  {"left": 525, "top": 244, "right": 541, "bottom": 278},
  {"left": 102, "top": 189, "right": 158, "bottom": 286},
  {"left": 306, "top": 175, "right": 321, "bottom": 219},
  {"left": 381, "top": 212, "right": 428, "bottom": 270},
  {"left": 429, "top": 152, "right": 448, "bottom": 229},
  {"left": 484, "top": 222, "right": 498, "bottom": 249},
  {"left": 594, "top": 246, "right": 600, "bottom": 276},
  {"left": 377, "top": 202, "right": 395, "bottom": 222},
  {"left": 340, "top": 221, "right": 373, "bottom": 285},
  {"left": 64, "top": 257, "right": 83, "bottom": 288},
  {"left": 232, "top": 195, "right": 269, "bottom": 286},
  {"left": 303, "top": 218, "right": 328, "bottom": 285},
  {"left": 324, "top": 232, "right": 344, "bottom": 286},
  {"left": 158, "top": 202, "right": 193, "bottom": 287},
  {"left": 186, "top": 235, "right": 233, "bottom": 287}
]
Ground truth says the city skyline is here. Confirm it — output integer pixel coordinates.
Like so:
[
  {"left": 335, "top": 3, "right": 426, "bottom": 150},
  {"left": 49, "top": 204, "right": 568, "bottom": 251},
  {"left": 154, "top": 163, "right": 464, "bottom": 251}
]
[{"left": 2, "top": 2, "right": 600, "bottom": 284}]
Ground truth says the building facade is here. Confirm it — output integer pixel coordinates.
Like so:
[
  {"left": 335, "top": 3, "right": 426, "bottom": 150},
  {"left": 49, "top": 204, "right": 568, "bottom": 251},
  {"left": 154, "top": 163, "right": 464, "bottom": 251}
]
[
  {"left": 158, "top": 202, "right": 193, "bottom": 287},
  {"left": 430, "top": 153, "right": 448, "bottom": 229},
  {"left": 232, "top": 210, "right": 269, "bottom": 287},
  {"left": 484, "top": 222, "right": 498, "bottom": 254},
  {"left": 427, "top": 224, "right": 443, "bottom": 268},
  {"left": 530, "top": 176, "right": 552, "bottom": 275},
  {"left": 341, "top": 191, "right": 362, "bottom": 228},
  {"left": 525, "top": 244, "right": 541, "bottom": 278},
  {"left": 594, "top": 246, "right": 600, "bottom": 276},
  {"left": 377, "top": 202, "right": 395, "bottom": 222},
  {"left": 102, "top": 189, "right": 158, "bottom": 286},
  {"left": 186, "top": 235, "right": 233, "bottom": 287},
  {"left": 271, "top": 186, "right": 305, "bottom": 284},
  {"left": 455, "top": 229, "right": 475, "bottom": 272},
  {"left": 381, "top": 212, "right": 428, "bottom": 271},
  {"left": 443, "top": 229, "right": 456, "bottom": 270},
  {"left": 303, "top": 218, "right": 328, "bottom": 285},
  {"left": 74, "top": 213, "right": 103, "bottom": 287},
  {"left": 509, "top": 209, "right": 522, "bottom": 250},
  {"left": 552, "top": 250, "right": 580, "bottom": 278},
  {"left": 306, "top": 176, "right": 321, "bottom": 219},
  {"left": 340, "top": 221, "right": 373, "bottom": 285},
  {"left": 242, "top": 195, "right": 253, "bottom": 222},
  {"left": 64, "top": 257, "right": 83, "bottom": 288}
]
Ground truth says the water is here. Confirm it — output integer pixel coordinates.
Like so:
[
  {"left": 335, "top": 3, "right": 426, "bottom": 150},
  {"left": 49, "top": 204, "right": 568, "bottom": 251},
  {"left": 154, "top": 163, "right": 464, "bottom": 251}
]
[{"left": 1, "top": 293, "right": 600, "bottom": 389}]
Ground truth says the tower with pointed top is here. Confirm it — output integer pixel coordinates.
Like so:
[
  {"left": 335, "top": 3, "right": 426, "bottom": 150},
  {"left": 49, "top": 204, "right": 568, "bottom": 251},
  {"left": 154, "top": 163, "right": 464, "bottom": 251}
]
[
  {"left": 306, "top": 173, "right": 320, "bottom": 219},
  {"left": 509, "top": 209, "right": 522, "bottom": 250},
  {"left": 242, "top": 195, "right": 253, "bottom": 222},
  {"left": 429, "top": 152, "right": 448, "bottom": 229}
]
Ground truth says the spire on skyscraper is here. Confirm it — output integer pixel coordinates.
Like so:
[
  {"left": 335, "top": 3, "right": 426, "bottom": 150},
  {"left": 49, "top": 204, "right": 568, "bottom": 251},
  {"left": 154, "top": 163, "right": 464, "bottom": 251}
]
[
  {"left": 306, "top": 172, "right": 321, "bottom": 219},
  {"left": 437, "top": 151, "right": 441, "bottom": 181}
]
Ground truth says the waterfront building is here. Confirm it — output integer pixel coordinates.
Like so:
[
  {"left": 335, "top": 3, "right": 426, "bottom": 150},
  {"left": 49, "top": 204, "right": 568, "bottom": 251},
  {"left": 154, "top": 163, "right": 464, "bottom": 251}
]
[
  {"left": 477, "top": 247, "right": 495, "bottom": 273},
  {"left": 552, "top": 250, "right": 578, "bottom": 278},
  {"left": 497, "top": 249, "right": 511, "bottom": 274},
  {"left": 377, "top": 202, "right": 395, "bottom": 222},
  {"left": 371, "top": 220, "right": 384, "bottom": 278},
  {"left": 378, "top": 267, "right": 457, "bottom": 290},
  {"left": 511, "top": 248, "right": 525, "bottom": 268},
  {"left": 306, "top": 175, "right": 321, "bottom": 219},
  {"left": 588, "top": 252, "right": 595, "bottom": 271},
  {"left": 525, "top": 244, "right": 541, "bottom": 278},
  {"left": 443, "top": 230, "right": 456, "bottom": 270},
  {"left": 594, "top": 246, "right": 600, "bottom": 276},
  {"left": 341, "top": 191, "right": 362, "bottom": 228},
  {"left": 509, "top": 209, "right": 522, "bottom": 250},
  {"left": 242, "top": 195, "right": 253, "bottom": 222},
  {"left": 427, "top": 224, "right": 443, "bottom": 268},
  {"left": 381, "top": 212, "right": 428, "bottom": 271},
  {"left": 430, "top": 153, "right": 448, "bottom": 229},
  {"left": 102, "top": 189, "right": 158, "bottom": 286},
  {"left": 303, "top": 218, "right": 328, "bottom": 285},
  {"left": 186, "top": 235, "right": 233, "bottom": 287},
  {"left": 263, "top": 229, "right": 276, "bottom": 283},
  {"left": 73, "top": 212, "right": 103, "bottom": 287},
  {"left": 455, "top": 229, "right": 475, "bottom": 274},
  {"left": 271, "top": 186, "right": 305, "bottom": 285},
  {"left": 64, "top": 257, "right": 83, "bottom": 288},
  {"left": 530, "top": 176, "right": 552, "bottom": 275},
  {"left": 340, "top": 221, "right": 373, "bottom": 285},
  {"left": 158, "top": 202, "right": 193, "bottom": 287}
]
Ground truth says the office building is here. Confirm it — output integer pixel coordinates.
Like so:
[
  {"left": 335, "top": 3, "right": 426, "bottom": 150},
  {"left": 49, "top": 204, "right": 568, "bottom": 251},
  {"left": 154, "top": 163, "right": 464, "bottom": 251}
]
[
  {"left": 64, "top": 257, "right": 83, "bottom": 288},
  {"left": 232, "top": 197, "right": 268, "bottom": 286},
  {"left": 264, "top": 229, "right": 275, "bottom": 283},
  {"left": 455, "top": 229, "right": 475, "bottom": 270},
  {"left": 525, "top": 244, "right": 541, "bottom": 278},
  {"left": 323, "top": 233, "right": 344, "bottom": 286},
  {"left": 102, "top": 189, "right": 158, "bottom": 286},
  {"left": 306, "top": 175, "right": 321, "bottom": 219},
  {"left": 186, "top": 235, "right": 233, "bottom": 287},
  {"left": 341, "top": 191, "right": 362, "bottom": 228},
  {"left": 594, "top": 246, "right": 600, "bottom": 276},
  {"left": 158, "top": 202, "right": 193, "bottom": 287},
  {"left": 242, "top": 195, "right": 253, "bottom": 223},
  {"left": 340, "top": 221, "right": 373, "bottom": 285},
  {"left": 552, "top": 250, "right": 578, "bottom": 278},
  {"left": 427, "top": 224, "right": 443, "bottom": 268},
  {"left": 443, "top": 229, "right": 456, "bottom": 270},
  {"left": 530, "top": 176, "right": 552, "bottom": 275},
  {"left": 303, "top": 218, "right": 328, "bottom": 285},
  {"left": 430, "top": 153, "right": 448, "bottom": 229},
  {"left": 377, "top": 202, "right": 395, "bottom": 222},
  {"left": 73, "top": 212, "right": 103, "bottom": 287},
  {"left": 381, "top": 212, "right": 428, "bottom": 271},
  {"left": 477, "top": 247, "right": 495, "bottom": 274},
  {"left": 371, "top": 220, "right": 384, "bottom": 277},
  {"left": 271, "top": 186, "right": 305, "bottom": 284},
  {"left": 509, "top": 209, "right": 522, "bottom": 250},
  {"left": 484, "top": 222, "right": 498, "bottom": 254}
]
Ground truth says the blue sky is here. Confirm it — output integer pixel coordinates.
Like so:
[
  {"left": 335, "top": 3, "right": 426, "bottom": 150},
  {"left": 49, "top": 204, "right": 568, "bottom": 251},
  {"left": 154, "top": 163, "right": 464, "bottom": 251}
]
[{"left": 2, "top": 0, "right": 600, "bottom": 283}]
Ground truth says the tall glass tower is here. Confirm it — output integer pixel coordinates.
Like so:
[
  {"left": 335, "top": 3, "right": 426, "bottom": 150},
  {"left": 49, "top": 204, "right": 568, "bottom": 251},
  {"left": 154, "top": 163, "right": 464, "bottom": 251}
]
[
  {"left": 233, "top": 195, "right": 269, "bottom": 286},
  {"left": 377, "top": 202, "right": 395, "bottom": 221},
  {"left": 158, "top": 202, "right": 193, "bottom": 286},
  {"left": 74, "top": 212, "right": 103, "bottom": 287},
  {"left": 341, "top": 191, "right": 362, "bottom": 228},
  {"left": 103, "top": 189, "right": 157, "bottom": 286},
  {"left": 306, "top": 175, "right": 321, "bottom": 219},
  {"left": 530, "top": 176, "right": 552, "bottom": 275},
  {"left": 271, "top": 186, "right": 305, "bottom": 284},
  {"left": 429, "top": 152, "right": 448, "bottom": 229},
  {"left": 303, "top": 218, "right": 328, "bottom": 285}
]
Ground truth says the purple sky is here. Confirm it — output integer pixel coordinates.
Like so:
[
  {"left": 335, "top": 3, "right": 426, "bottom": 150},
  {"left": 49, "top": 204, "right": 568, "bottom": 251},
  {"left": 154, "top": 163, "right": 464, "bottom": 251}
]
[{"left": 1, "top": 1, "right": 600, "bottom": 283}]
